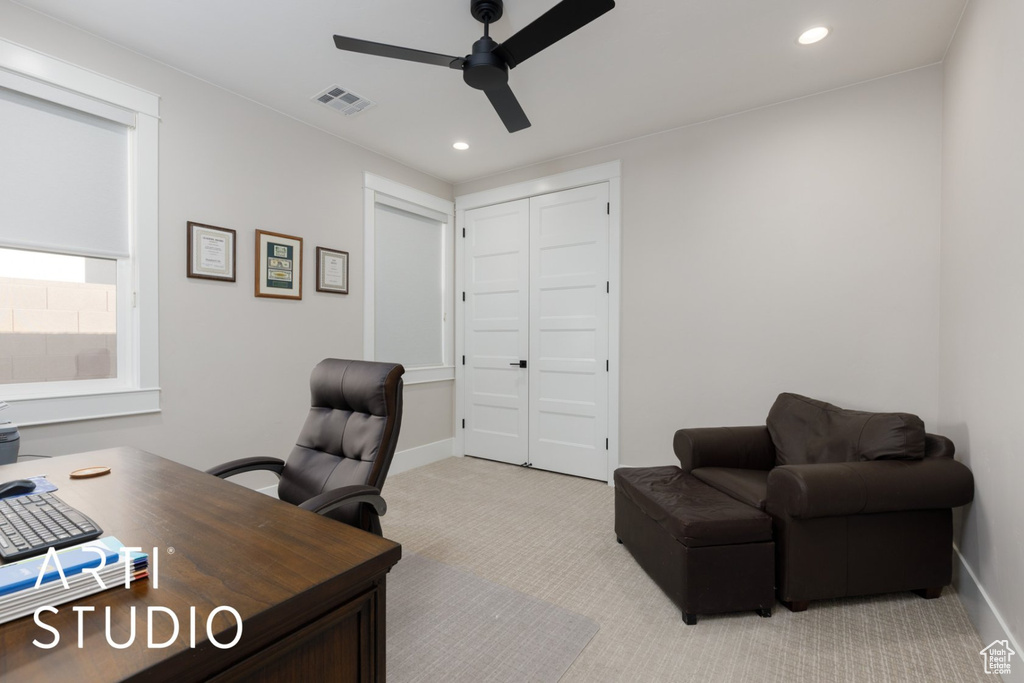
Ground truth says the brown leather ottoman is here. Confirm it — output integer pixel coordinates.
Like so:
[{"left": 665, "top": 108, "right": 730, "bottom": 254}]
[{"left": 614, "top": 466, "right": 775, "bottom": 624}]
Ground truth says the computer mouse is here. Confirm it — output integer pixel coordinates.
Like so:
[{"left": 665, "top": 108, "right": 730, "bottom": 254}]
[{"left": 0, "top": 479, "right": 36, "bottom": 498}]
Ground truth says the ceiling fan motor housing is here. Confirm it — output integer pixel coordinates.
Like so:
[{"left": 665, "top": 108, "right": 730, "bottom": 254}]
[{"left": 464, "top": 36, "right": 508, "bottom": 90}]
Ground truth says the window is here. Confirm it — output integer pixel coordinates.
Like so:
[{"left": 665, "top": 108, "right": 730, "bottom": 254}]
[
  {"left": 0, "top": 39, "right": 159, "bottom": 425},
  {"left": 363, "top": 174, "right": 454, "bottom": 383}
]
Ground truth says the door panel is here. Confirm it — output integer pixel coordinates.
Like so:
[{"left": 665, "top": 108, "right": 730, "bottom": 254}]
[
  {"left": 463, "top": 200, "right": 530, "bottom": 465},
  {"left": 528, "top": 184, "right": 610, "bottom": 480}
]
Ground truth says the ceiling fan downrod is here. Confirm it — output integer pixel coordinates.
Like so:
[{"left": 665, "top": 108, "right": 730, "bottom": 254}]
[{"left": 465, "top": 0, "right": 507, "bottom": 90}]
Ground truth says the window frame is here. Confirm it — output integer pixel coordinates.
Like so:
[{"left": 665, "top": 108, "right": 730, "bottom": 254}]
[
  {"left": 0, "top": 39, "right": 160, "bottom": 426},
  {"left": 363, "top": 173, "right": 455, "bottom": 385}
]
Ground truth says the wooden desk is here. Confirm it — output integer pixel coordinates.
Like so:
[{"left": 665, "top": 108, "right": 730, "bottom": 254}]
[{"left": 0, "top": 448, "right": 401, "bottom": 682}]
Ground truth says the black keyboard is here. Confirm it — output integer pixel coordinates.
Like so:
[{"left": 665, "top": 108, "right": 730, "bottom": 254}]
[{"left": 0, "top": 493, "right": 103, "bottom": 562}]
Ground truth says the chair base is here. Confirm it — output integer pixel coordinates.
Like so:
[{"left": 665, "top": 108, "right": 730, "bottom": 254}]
[
  {"left": 784, "top": 586, "right": 945, "bottom": 613},
  {"left": 782, "top": 600, "right": 810, "bottom": 613},
  {"left": 684, "top": 607, "right": 770, "bottom": 625}
]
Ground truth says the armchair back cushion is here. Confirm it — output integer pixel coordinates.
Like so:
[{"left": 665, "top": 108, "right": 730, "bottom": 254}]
[
  {"left": 767, "top": 393, "right": 925, "bottom": 466},
  {"left": 278, "top": 359, "right": 404, "bottom": 509}
]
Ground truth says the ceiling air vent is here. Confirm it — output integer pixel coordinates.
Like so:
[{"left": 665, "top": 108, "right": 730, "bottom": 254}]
[{"left": 313, "top": 85, "right": 375, "bottom": 116}]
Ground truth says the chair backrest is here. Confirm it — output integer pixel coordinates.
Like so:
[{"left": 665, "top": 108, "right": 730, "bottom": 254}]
[{"left": 278, "top": 359, "right": 404, "bottom": 512}]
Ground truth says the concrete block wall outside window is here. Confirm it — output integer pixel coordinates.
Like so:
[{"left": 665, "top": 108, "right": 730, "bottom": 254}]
[{"left": 0, "top": 277, "right": 116, "bottom": 384}]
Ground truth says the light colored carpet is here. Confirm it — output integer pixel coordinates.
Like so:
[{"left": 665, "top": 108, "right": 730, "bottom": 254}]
[
  {"left": 388, "top": 553, "right": 599, "bottom": 682},
  {"left": 382, "top": 456, "right": 995, "bottom": 683}
]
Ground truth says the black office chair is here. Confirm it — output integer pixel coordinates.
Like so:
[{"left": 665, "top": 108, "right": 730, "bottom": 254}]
[{"left": 207, "top": 359, "right": 404, "bottom": 535}]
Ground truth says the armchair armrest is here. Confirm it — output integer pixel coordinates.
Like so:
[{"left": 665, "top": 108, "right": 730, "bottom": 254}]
[
  {"left": 766, "top": 458, "right": 974, "bottom": 519},
  {"left": 673, "top": 426, "right": 776, "bottom": 472},
  {"left": 298, "top": 484, "right": 387, "bottom": 517},
  {"left": 205, "top": 457, "right": 285, "bottom": 479}
]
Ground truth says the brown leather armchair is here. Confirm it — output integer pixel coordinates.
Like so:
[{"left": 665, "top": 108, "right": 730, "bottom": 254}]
[
  {"left": 208, "top": 359, "right": 404, "bottom": 535},
  {"left": 674, "top": 393, "right": 974, "bottom": 611}
]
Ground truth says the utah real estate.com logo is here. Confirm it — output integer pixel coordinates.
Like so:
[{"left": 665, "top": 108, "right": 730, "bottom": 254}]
[{"left": 979, "top": 639, "right": 1015, "bottom": 676}]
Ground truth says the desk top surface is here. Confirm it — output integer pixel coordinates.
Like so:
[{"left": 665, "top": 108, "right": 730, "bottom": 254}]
[{"left": 0, "top": 447, "right": 402, "bottom": 682}]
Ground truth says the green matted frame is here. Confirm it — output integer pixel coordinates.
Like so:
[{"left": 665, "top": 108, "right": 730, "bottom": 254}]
[{"left": 255, "top": 229, "right": 303, "bottom": 300}]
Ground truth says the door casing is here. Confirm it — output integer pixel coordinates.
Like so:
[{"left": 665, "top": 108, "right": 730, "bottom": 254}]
[{"left": 455, "top": 161, "right": 622, "bottom": 484}]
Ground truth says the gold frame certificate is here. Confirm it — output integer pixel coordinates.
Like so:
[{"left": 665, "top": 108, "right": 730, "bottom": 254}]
[{"left": 316, "top": 247, "right": 349, "bottom": 295}]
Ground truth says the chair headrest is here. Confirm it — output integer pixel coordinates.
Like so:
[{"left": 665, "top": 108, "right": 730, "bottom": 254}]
[{"left": 310, "top": 359, "right": 405, "bottom": 417}]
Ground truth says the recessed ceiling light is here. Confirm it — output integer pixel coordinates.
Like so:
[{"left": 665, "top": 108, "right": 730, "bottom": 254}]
[
  {"left": 453, "top": 141, "right": 470, "bottom": 151},
  {"left": 798, "top": 26, "right": 830, "bottom": 45}
]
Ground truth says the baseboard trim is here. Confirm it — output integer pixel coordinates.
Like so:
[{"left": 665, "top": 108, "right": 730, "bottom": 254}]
[
  {"left": 389, "top": 438, "right": 456, "bottom": 476},
  {"left": 954, "top": 545, "right": 1022, "bottom": 678}
]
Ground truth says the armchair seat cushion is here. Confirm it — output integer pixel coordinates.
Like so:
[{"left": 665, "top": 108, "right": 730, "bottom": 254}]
[
  {"left": 767, "top": 392, "right": 926, "bottom": 466},
  {"left": 692, "top": 468, "right": 769, "bottom": 510},
  {"left": 614, "top": 466, "right": 772, "bottom": 547}
]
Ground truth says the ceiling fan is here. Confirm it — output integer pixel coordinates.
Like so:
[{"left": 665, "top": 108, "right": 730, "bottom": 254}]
[{"left": 333, "top": 0, "right": 615, "bottom": 133}]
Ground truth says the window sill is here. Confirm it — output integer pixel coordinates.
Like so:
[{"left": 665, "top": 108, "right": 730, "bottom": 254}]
[
  {"left": 403, "top": 367, "right": 455, "bottom": 385},
  {"left": 5, "top": 388, "right": 161, "bottom": 427}
]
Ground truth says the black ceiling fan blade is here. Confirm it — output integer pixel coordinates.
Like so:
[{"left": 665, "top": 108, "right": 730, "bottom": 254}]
[
  {"left": 484, "top": 84, "right": 531, "bottom": 133},
  {"left": 333, "top": 35, "right": 465, "bottom": 70},
  {"left": 494, "top": 0, "right": 615, "bottom": 69}
]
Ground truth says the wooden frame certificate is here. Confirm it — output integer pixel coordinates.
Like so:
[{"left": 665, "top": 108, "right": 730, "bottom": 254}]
[
  {"left": 255, "top": 230, "right": 303, "bottom": 300},
  {"left": 187, "top": 222, "right": 236, "bottom": 281},
  {"left": 316, "top": 247, "right": 349, "bottom": 294}
]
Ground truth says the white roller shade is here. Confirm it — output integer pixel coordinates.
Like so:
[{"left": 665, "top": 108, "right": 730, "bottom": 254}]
[
  {"left": 375, "top": 192, "right": 448, "bottom": 224},
  {"left": 0, "top": 84, "right": 130, "bottom": 259},
  {"left": 374, "top": 204, "right": 444, "bottom": 368}
]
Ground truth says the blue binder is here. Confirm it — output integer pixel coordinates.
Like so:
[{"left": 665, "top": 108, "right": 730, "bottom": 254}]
[{"left": 0, "top": 536, "right": 124, "bottom": 597}]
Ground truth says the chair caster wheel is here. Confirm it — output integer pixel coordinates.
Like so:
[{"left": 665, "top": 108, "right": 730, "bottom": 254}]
[
  {"left": 616, "top": 537, "right": 623, "bottom": 544},
  {"left": 756, "top": 608, "right": 772, "bottom": 618},
  {"left": 683, "top": 613, "right": 697, "bottom": 625}
]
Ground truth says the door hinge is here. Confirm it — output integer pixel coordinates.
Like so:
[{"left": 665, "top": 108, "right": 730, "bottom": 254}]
[
  {"left": 462, "top": 355, "right": 465, "bottom": 365},
  {"left": 605, "top": 438, "right": 609, "bottom": 450},
  {"left": 462, "top": 227, "right": 466, "bottom": 237},
  {"left": 606, "top": 359, "right": 609, "bottom": 372},
  {"left": 462, "top": 291, "right": 466, "bottom": 302},
  {"left": 462, "top": 419, "right": 465, "bottom": 429},
  {"left": 606, "top": 202, "right": 610, "bottom": 215},
  {"left": 606, "top": 281, "right": 609, "bottom": 293}
]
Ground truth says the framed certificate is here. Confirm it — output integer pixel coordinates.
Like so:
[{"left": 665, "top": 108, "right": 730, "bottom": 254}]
[
  {"left": 187, "top": 222, "right": 236, "bottom": 282},
  {"left": 255, "top": 230, "right": 303, "bottom": 300},
  {"left": 316, "top": 247, "right": 349, "bottom": 295}
]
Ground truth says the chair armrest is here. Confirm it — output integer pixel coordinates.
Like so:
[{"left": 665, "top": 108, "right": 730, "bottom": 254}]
[
  {"left": 298, "top": 485, "right": 387, "bottom": 517},
  {"left": 673, "top": 426, "right": 776, "bottom": 472},
  {"left": 205, "top": 457, "right": 285, "bottom": 479},
  {"left": 766, "top": 458, "right": 974, "bottom": 519}
]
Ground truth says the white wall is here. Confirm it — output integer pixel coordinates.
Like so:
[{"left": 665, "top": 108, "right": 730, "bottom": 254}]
[
  {"left": 458, "top": 66, "right": 944, "bottom": 467},
  {"left": 0, "top": 1, "right": 454, "bottom": 472},
  {"left": 941, "top": 0, "right": 1024, "bottom": 659}
]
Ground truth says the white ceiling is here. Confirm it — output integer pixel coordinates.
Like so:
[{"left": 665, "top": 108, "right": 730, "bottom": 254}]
[{"left": 13, "top": 0, "right": 966, "bottom": 184}]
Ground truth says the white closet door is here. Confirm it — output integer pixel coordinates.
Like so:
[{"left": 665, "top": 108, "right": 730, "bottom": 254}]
[
  {"left": 463, "top": 199, "right": 530, "bottom": 465},
  {"left": 528, "top": 183, "right": 610, "bottom": 480}
]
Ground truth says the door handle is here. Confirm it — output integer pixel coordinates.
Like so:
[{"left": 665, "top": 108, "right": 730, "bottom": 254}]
[{"left": 509, "top": 360, "right": 527, "bottom": 368}]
